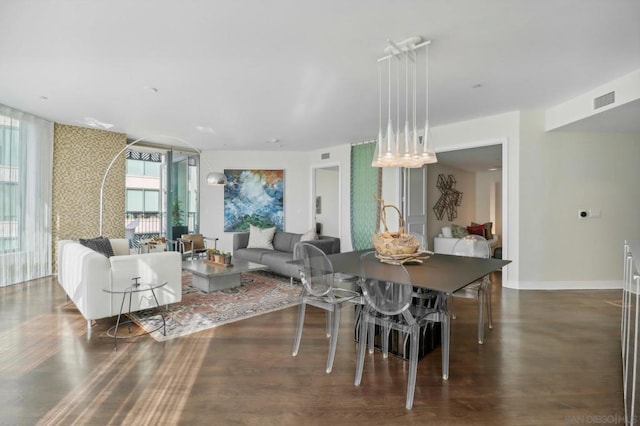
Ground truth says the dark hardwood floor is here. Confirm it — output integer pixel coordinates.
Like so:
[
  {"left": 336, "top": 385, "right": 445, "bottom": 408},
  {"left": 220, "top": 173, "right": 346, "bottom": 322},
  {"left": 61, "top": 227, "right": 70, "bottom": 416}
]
[{"left": 0, "top": 273, "right": 624, "bottom": 425}]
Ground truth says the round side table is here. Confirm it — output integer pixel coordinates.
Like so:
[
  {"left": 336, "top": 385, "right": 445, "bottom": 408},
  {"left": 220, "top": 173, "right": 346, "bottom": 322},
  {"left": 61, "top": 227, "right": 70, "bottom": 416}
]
[{"left": 103, "top": 277, "right": 167, "bottom": 350}]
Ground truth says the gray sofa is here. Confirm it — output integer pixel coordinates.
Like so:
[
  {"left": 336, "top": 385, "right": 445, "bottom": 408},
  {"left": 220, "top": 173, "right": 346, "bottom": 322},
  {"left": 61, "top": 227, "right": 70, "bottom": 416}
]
[{"left": 232, "top": 231, "right": 340, "bottom": 279}]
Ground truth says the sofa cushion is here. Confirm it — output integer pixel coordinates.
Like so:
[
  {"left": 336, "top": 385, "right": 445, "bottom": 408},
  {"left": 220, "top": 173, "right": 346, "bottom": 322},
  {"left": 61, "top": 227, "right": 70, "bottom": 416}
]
[
  {"left": 471, "top": 222, "right": 493, "bottom": 240},
  {"left": 234, "top": 248, "right": 268, "bottom": 263},
  {"left": 110, "top": 239, "right": 131, "bottom": 256},
  {"left": 441, "top": 226, "right": 453, "bottom": 238},
  {"left": 300, "top": 229, "right": 319, "bottom": 241},
  {"left": 79, "top": 236, "right": 114, "bottom": 257},
  {"left": 466, "top": 224, "right": 485, "bottom": 237},
  {"left": 273, "top": 232, "right": 301, "bottom": 252},
  {"left": 450, "top": 224, "right": 469, "bottom": 238},
  {"left": 247, "top": 225, "right": 276, "bottom": 250},
  {"left": 260, "top": 251, "right": 298, "bottom": 277}
]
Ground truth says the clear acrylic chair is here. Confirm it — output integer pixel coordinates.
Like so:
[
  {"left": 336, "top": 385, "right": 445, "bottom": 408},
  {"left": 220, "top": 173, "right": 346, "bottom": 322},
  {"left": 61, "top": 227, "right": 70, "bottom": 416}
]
[
  {"left": 354, "top": 251, "right": 444, "bottom": 410},
  {"left": 292, "top": 242, "right": 362, "bottom": 373},
  {"left": 451, "top": 234, "right": 493, "bottom": 344}
]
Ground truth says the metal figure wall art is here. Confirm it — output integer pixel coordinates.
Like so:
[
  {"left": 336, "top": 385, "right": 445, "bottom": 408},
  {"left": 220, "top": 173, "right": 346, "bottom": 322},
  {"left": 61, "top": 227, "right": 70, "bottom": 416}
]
[{"left": 433, "top": 174, "right": 463, "bottom": 221}]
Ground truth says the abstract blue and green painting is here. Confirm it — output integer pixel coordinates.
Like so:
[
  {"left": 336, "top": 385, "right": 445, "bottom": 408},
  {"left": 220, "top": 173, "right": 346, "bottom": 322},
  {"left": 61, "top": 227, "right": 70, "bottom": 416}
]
[{"left": 223, "top": 169, "right": 284, "bottom": 232}]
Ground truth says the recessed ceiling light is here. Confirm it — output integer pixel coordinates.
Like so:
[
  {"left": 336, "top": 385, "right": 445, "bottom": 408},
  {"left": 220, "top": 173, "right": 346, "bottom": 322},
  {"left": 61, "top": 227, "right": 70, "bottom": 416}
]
[
  {"left": 143, "top": 86, "right": 159, "bottom": 94},
  {"left": 39, "top": 96, "right": 48, "bottom": 100},
  {"left": 195, "top": 126, "right": 215, "bottom": 134},
  {"left": 472, "top": 84, "right": 483, "bottom": 89},
  {"left": 265, "top": 138, "right": 280, "bottom": 144}
]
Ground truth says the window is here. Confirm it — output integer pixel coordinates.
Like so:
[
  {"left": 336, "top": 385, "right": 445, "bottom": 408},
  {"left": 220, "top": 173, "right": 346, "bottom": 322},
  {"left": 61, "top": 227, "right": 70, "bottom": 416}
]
[
  {"left": 126, "top": 189, "right": 159, "bottom": 213},
  {"left": 126, "top": 159, "right": 161, "bottom": 177},
  {"left": 0, "top": 105, "right": 53, "bottom": 287},
  {"left": 0, "top": 118, "right": 20, "bottom": 256}
]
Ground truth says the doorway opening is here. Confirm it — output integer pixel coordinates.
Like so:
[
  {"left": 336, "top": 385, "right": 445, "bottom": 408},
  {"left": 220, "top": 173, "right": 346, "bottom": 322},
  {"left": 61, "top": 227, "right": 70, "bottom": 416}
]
[
  {"left": 426, "top": 140, "right": 507, "bottom": 265},
  {"left": 311, "top": 164, "right": 340, "bottom": 238}
]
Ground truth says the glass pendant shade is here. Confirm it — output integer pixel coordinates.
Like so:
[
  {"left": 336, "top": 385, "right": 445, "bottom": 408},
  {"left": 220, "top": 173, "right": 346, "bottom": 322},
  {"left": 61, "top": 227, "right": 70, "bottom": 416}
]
[
  {"left": 383, "top": 119, "right": 395, "bottom": 165},
  {"left": 420, "top": 121, "right": 438, "bottom": 164},
  {"left": 371, "top": 37, "right": 437, "bottom": 168},
  {"left": 371, "top": 127, "right": 385, "bottom": 167}
]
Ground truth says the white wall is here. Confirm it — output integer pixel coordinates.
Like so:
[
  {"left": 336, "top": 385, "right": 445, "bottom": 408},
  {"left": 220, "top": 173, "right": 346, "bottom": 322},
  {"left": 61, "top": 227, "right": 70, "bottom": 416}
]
[
  {"left": 519, "top": 109, "right": 640, "bottom": 288},
  {"left": 199, "top": 150, "right": 311, "bottom": 253},
  {"left": 475, "top": 170, "right": 502, "bottom": 238}
]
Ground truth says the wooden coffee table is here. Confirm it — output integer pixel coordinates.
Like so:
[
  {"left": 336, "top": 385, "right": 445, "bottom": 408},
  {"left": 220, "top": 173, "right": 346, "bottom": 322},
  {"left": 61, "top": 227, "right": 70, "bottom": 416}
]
[{"left": 181, "top": 259, "right": 269, "bottom": 292}]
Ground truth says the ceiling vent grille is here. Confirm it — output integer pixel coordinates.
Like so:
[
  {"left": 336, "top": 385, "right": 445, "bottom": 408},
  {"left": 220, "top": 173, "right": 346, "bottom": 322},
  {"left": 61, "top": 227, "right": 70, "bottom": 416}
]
[
  {"left": 594, "top": 91, "right": 615, "bottom": 110},
  {"left": 321, "top": 153, "right": 330, "bottom": 160}
]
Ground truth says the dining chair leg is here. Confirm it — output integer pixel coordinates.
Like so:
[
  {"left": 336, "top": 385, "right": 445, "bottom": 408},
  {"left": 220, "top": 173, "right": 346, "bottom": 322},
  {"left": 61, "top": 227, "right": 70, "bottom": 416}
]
[
  {"left": 406, "top": 327, "right": 420, "bottom": 410},
  {"left": 441, "top": 310, "right": 450, "bottom": 380},
  {"left": 382, "top": 323, "right": 391, "bottom": 359},
  {"left": 368, "top": 321, "right": 376, "bottom": 354},
  {"left": 478, "top": 288, "right": 485, "bottom": 344},
  {"left": 354, "top": 311, "right": 369, "bottom": 386},
  {"left": 449, "top": 295, "right": 457, "bottom": 320},
  {"left": 326, "top": 306, "right": 341, "bottom": 373},
  {"left": 292, "top": 302, "right": 306, "bottom": 356},
  {"left": 326, "top": 310, "right": 333, "bottom": 338},
  {"left": 487, "top": 284, "right": 493, "bottom": 329}
]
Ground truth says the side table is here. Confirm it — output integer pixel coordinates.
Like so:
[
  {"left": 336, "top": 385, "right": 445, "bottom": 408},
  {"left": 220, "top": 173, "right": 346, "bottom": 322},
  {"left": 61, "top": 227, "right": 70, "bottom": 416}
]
[{"left": 103, "top": 277, "right": 167, "bottom": 350}]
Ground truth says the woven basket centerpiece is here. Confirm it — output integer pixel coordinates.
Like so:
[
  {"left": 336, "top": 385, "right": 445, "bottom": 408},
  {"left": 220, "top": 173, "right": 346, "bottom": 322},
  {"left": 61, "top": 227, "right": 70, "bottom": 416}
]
[{"left": 372, "top": 197, "right": 420, "bottom": 256}]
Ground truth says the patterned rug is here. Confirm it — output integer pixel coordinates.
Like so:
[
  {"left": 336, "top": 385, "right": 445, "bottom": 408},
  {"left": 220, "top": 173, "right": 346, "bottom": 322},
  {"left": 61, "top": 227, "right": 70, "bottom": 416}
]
[{"left": 129, "top": 271, "right": 301, "bottom": 341}]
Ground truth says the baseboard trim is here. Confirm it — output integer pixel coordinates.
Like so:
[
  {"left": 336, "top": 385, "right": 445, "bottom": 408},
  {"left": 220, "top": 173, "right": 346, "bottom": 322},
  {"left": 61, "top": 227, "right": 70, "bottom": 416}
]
[{"left": 503, "top": 280, "right": 622, "bottom": 290}]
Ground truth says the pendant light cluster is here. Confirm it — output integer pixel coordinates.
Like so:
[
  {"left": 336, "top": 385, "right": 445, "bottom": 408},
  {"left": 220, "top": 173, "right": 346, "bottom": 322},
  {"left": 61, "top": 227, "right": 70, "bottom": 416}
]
[{"left": 371, "top": 36, "right": 437, "bottom": 168}]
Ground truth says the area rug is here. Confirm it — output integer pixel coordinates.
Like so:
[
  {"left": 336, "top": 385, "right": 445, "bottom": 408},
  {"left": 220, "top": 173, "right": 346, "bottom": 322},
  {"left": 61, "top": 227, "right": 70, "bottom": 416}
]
[{"left": 129, "top": 271, "right": 300, "bottom": 341}]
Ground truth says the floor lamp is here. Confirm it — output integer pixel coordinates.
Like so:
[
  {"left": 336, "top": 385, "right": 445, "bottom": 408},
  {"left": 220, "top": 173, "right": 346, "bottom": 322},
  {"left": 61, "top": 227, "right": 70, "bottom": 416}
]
[{"left": 98, "top": 134, "right": 225, "bottom": 236}]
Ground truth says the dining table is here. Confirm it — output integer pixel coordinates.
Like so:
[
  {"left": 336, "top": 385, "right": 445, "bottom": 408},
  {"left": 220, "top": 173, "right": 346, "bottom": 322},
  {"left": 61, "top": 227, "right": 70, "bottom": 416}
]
[
  {"left": 326, "top": 248, "right": 511, "bottom": 379},
  {"left": 327, "top": 249, "right": 510, "bottom": 294}
]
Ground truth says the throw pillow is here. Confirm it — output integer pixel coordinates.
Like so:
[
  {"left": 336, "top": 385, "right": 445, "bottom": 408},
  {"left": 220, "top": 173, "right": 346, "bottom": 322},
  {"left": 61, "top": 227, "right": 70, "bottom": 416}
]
[
  {"left": 450, "top": 224, "right": 469, "bottom": 238},
  {"left": 79, "top": 236, "right": 114, "bottom": 258},
  {"left": 441, "top": 226, "right": 453, "bottom": 238},
  {"left": 471, "top": 222, "right": 493, "bottom": 240},
  {"left": 247, "top": 225, "right": 276, "bottom": 250},
  {"left": 466, "top": 224, "right": 485, "bottom": 237},
  {"left": 300, "top": 229, "right": 319, "bottom": 241}
]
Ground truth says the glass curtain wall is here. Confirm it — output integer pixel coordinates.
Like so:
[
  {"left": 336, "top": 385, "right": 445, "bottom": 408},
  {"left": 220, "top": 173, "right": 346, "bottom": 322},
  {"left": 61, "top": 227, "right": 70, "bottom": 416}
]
[
  {"left": 168, "top": 149, "right": 200, "bottom": 240},
  {"left": 0, "top": 105, "right": 53, "bottom": 287},
  {"left": 125, "top": 149, "right": 163, "bottom": 247},
  {"left": 125, "top": 147, "right": 201, "bottom": 246}
]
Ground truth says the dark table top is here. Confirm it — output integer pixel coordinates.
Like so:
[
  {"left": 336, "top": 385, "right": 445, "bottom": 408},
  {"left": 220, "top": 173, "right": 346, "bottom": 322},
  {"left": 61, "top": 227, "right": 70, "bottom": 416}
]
[{"left": 327, "top": 249, "right": 511, "bottom": 294}]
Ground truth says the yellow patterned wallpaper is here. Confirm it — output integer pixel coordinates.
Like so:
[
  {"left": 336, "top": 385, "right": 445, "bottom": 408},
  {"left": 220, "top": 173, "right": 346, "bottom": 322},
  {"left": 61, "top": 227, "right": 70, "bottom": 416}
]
[{"left": 52, "top": 124, "right": 126, "bottom": 270}]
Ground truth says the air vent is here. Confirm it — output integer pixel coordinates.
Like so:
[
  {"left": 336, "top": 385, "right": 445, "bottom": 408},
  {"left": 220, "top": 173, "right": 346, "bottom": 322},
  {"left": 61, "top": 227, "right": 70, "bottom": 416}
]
[
  {"left": 321, "top": 153, "right": 330, "bottom": 160},
  {"left": 594, "top": 91, "right": 615, "bottom": 110}
]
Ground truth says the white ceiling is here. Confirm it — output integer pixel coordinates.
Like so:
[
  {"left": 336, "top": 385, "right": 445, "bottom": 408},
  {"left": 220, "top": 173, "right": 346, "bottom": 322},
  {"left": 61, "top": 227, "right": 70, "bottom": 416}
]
[
  {"left": 437, "top": 145, "right": 503, "bottom": 173},
  {"left": 1, "top": 0, "right": 639, "bottom": 152}
]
